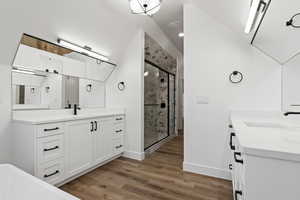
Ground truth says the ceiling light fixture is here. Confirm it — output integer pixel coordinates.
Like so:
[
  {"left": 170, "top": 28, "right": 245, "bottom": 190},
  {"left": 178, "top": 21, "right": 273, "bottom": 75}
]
[
  {"left": 129, "top": 0, "right": 162, "bottom": 16},
  {"left": 57, "top": 39, "right": 109, "bottom": 62},
  {"left": 178, "top": 32, "right": 184, "bottom": 38},
  {"left": 245, "top": 0, "right": 266, "bottom": 34}
]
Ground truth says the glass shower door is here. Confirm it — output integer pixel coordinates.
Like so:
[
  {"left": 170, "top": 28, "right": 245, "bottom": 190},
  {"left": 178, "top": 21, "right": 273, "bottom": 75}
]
[{"left": 144, "top": 62, "right": 169, "bottom": 149}]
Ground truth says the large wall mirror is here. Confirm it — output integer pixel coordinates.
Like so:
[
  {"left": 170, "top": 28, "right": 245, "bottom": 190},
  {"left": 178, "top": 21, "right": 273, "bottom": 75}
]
[
  {"left": 250, "top": 1, "right": 300, "bottom": 111},
  {"left": 12, "top": 34, "right": 112, "bottom": 110},
  {"left": 251, "top": 0, "right": 300, "bottom": 64}
]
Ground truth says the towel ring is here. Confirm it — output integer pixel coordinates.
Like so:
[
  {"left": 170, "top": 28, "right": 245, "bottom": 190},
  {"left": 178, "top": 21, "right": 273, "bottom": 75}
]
[{"left": 229, "top": 71, "right": 243, "bottom": 84}]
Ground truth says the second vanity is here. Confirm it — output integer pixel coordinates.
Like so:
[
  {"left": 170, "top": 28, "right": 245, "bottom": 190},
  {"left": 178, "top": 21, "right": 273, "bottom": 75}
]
[
  {"left": 12, "top": 108, "right": 125, "bottom": 186},
  {"left": 229, "top": 111, "right": 300, "bottom": 200}
]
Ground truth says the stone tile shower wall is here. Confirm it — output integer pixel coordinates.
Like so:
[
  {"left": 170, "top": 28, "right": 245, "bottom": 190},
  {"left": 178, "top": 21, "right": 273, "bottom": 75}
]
[
  {"left": 145, "top": 34, "right": 177, "bottom": 74},
  {"left": 144, "top": 34, "right": 177, "bottom": 149}
]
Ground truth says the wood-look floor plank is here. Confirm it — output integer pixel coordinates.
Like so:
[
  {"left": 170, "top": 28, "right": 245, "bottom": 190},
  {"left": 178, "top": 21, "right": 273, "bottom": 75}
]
[{"left": 61, "top": 135, "right": 233, "bottom": 200}]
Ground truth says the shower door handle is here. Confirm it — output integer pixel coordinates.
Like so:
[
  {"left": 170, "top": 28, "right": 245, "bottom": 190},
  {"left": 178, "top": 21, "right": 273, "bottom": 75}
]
[{"left": 160, "top": 103, "right": 166, "bottom": 108}]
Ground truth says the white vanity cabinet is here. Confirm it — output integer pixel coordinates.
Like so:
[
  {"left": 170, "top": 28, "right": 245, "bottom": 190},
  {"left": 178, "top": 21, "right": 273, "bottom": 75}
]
[
  {"left": 228, "top": 125, "right": 245, "bottom": 200},
  {"left": 13, "top": 114, "right": 126, "bottom": 186},
  {"left": 228, "top": 122, "right": 300, "bottom": 200},
  {"left": 13, "top": 122, "right": 66, "bottom": 185}
]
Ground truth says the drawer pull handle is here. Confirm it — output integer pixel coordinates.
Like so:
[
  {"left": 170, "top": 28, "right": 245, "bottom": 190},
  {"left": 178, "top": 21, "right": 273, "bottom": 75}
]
[
  {"left": 115, "top": 145, "right": 123, "bottom": 149},
  {"left": 230, "top": 132, "right": 236, "bottom": 150},
  {"left": 91, "top": 121, "right": 94, "bottom": 132},
  {"left": 44, "top": 127, "right": 59, "bottom": 132},
  {"left": 116, "top": 130, "right": 122, "bottom": 133},
  {"left": 44, "top": 170, "right": 59, "bottom": 178},
  {"left": 116, "top": 118, "right": 123, "bottom": 121},
  {"left": 94, "top": 121, "right": 98, "bottom": 131},
  {"left": 43, "top": 146, "right": 59, "bottom": 152},
  {"left": 234, "top": 152, "right": 244, "bottom": 164},
  {"left": 235, "top": 190, "right": 243, "bottom": 200}
]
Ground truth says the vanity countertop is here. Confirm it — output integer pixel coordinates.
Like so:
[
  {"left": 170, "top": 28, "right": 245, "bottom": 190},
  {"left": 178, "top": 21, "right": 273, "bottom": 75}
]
[
  {"left": 13, "top": 108, "right": 125, "bottom": 125},
  {"left": 231, "top": 111, "right": 300, "bottom": 162}
]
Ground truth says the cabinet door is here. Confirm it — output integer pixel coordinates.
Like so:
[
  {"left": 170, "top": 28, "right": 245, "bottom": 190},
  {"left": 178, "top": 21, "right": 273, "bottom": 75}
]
[
  {"left": 13, "top": 44, "right": 43, "bottom": 71},
  {"left": 93, "top": 118, "right": 114, "bottom": 165},
  {"left": 66, "top": 120, "right": 93, "bottom": 177},
  {"left": 61, "top": 57, "right": 86, "bottom": 77}
]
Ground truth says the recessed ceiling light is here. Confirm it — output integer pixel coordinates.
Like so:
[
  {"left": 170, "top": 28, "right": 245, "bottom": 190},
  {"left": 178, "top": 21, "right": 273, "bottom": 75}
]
[{"left": 178, "top": 32, "right": 184, "bottom": 38}]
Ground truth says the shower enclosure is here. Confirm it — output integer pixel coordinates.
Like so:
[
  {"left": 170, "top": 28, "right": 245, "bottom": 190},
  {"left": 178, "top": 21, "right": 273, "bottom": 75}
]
[{"left": 144, "top": 60, "right": 176, "bottom": 150}]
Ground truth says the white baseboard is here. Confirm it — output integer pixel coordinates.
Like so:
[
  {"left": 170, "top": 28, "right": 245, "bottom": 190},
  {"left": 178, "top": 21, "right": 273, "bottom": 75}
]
[
  {"left": 183, "top": 161, "right": 232, "bottom": 181},
  {"left": 123, "top": 151, "right": 145, "bottom": 161}
]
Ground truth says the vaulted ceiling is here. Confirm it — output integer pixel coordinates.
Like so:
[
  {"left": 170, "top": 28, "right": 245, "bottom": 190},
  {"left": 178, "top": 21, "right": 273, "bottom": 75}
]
[
  {"left": 101, "top": 0, "right": 254, "bottom": 54},
  {"left": 149, "top": 0, "right": 253, "bottom": 54},
  {"left": 152, "top": 0, "right": 184, "bottom": 53}
]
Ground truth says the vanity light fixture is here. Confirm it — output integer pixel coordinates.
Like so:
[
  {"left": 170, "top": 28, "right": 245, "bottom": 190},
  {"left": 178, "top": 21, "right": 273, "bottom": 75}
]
[
  {"left": 129, "top": 0, "right": 161, "bottom": 16},
  {"left": 57, "top": 39, "right": 109, "bottom": 62},
  {"left": 178, "top": 32, "right": 184, "bottom": 38},
  {"left": 245, "top": 0, "right": 267, "bottom": 34}
]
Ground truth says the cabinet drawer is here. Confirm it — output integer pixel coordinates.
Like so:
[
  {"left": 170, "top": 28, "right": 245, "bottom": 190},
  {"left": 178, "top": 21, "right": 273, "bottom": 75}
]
[
  {"left": 37, "top": 134, "right": 64, "bottom": 164},
  {"left": 36, "top": 123, "right": 65, "bottom": 138},
  {"left": 114, "top": 115, "right": 125, "bottom": 124},
  {"left": 113, "top": 123, "right": 125, "bottom": 137},
  {"left": 37, "top": 158, "right": 64, "bottom": 185},
  {"left": 113, "top": 136, "right": 124, "bottom": 154}
]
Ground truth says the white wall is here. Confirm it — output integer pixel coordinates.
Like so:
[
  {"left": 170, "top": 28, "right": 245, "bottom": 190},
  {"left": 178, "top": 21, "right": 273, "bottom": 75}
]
[
  {"left": 106, "top": 30, "right": 145, "bottom": 160},
  {"left": 0, "top": 65, "right": 12, "bottom": 163},
  {"left": 79, "top": 79, "right": 105, "bottom": 108},
  {"left": 183, "top": 4, "right": 282, "bottom": 179}
]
